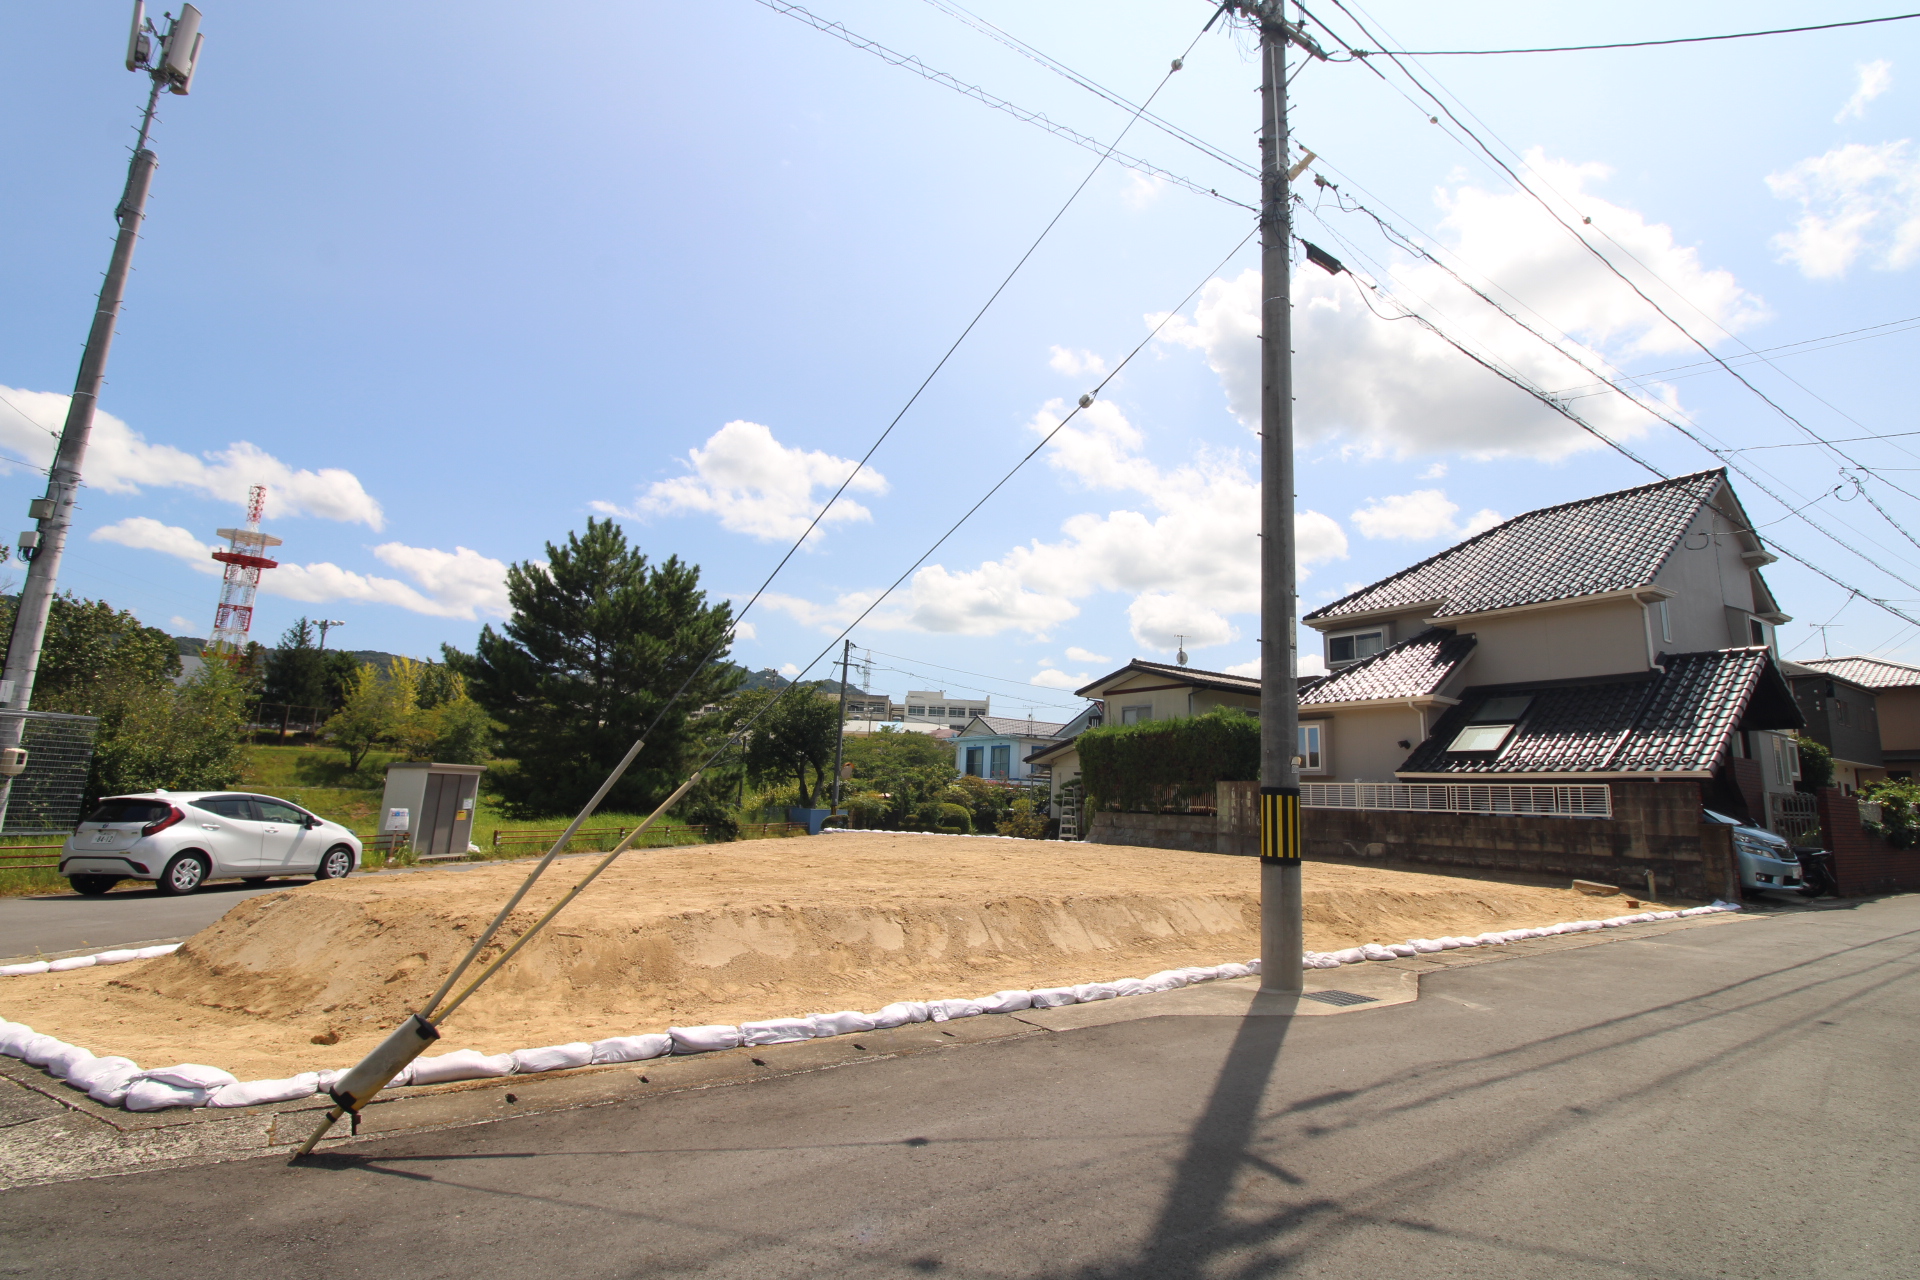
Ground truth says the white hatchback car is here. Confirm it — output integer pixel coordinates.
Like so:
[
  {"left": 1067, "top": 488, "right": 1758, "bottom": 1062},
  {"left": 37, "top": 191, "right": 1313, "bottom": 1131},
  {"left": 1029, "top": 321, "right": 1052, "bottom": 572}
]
[{"left": 60, "top": 791, "right": 363, "bottom": 896}]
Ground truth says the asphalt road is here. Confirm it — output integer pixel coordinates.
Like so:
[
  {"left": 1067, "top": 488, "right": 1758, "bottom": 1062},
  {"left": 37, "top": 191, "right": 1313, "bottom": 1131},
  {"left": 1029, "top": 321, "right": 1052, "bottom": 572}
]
[
  {"left": 0, "top": 879, "right": 297, "bottom": 958},
  {"left": 4, "top": 896, "right": 1916, "bottom": 1278}
]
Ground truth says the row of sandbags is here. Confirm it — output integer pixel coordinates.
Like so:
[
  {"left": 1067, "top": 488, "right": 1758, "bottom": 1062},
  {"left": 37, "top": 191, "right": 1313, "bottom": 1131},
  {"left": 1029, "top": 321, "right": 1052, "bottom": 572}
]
[
  {"left": 1302, "top": 901, "right": 1742, "bottom": 967},
  {"left": 0, "top": 943, "right": 181, "bottom": 977},
  {"left": 0, "top": 903, "right": 1738, "bottom": 1111}
]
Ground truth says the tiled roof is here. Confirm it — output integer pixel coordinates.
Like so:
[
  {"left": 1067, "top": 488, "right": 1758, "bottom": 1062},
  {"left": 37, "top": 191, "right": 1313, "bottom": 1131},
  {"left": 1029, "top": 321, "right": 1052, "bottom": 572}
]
[
  {"left": 1301, "top": 628, "right": 1475, "bottom": 705},
  {"left": 1799, "top": 655, "right": 1920, "bottom": 690},
  {"left": 960, "top": 715, "right": 1067, "bottom": 739},
  {"left": 1306, "top": 470, "right": 1728, "bottom": 624},
  {"left": 1398, "top": 647, "right": 1801, "bottom": 776},
  {"left": 1076, "top": 660, "right": 1260, "bottom": 699}
]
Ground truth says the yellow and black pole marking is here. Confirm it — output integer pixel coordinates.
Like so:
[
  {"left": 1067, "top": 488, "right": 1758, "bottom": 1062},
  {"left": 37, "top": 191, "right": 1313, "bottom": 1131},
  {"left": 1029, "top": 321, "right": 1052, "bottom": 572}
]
[{"left": 1259, "top": 786, "right": 1301, "bottom": 864}]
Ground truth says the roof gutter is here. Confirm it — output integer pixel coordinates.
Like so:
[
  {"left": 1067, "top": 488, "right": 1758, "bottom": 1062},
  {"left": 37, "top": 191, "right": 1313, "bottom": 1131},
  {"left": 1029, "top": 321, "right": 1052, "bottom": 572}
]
[
  {"left": 1394, "top": 769, "right": 1712, "bottom": 781},
  {"left": 1632, "top": 587, "right": 1677, "bottom": 673},
  {"left": 1300, "top": 694, "right": 1460, "bottom": 714}
]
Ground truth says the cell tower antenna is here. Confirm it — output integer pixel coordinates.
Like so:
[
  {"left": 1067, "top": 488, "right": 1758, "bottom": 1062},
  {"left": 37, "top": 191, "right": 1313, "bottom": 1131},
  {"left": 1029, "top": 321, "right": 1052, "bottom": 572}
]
[{"left": 209, "top": 484, "right": 282, "bottom": 661}]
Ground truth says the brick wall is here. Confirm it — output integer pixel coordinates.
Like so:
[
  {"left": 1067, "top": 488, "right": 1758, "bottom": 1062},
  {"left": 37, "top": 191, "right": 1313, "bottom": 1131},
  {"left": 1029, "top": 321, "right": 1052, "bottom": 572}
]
[
  {"left": 1089, "top": 780, "right": 1738, "bottom": 902},
  {"left": 1813, "top": 785, "right": 1920, "bottom": 894}
]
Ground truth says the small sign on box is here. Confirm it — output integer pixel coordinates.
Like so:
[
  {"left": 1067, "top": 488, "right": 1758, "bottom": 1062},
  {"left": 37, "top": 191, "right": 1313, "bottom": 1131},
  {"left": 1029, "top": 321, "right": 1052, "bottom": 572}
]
[{"left": 383, "top": 807, "right": 410, "bottom": 833}]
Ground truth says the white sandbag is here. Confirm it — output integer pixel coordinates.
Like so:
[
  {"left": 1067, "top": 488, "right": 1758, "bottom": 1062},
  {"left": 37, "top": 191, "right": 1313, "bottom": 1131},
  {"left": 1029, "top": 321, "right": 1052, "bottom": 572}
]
[
  {"left": 1215, "top": 963, "right": 1254, "bottom": 980},
  {"left": 21, "top": 1034, "right": 69, "bottom": 1067},
  {"left": 0, "top": 1021, "right": 35, "bottom": 1055},
  {"left": 124, "top": 1079, "right": 211, "bottom": 1111},
  {"left": 1073, "top": 982, "right": 1121, "bottom": 1003},
  {"left": 48, "top": 955, "right": 96, "bottom": 972},
  {"left": 1026, "top": 986, "right": 1078, "bottom": 1009},
  {"left": 1178, "top": 966, "right": 1222, "bottom": 983},
  {"left": 868, "top": 1002, "right": 929, "bottom": 1028},
  {"left": 1246, "top": 958, "right": 1262, "bottom": 974},
  {"left": 0, "top": 961, "right": 50, "bottom": 977},
  {"left": 1359, "top": 944, "right": 1398, "bottom": 961},
  {"left": 1304, "top": 954, "right": 1342, "bottom": 969},
  {"left": 591, "top": 1034, "right": 673, "bottom": 1063},
  {"left": 1138, "top": 971, "right": 1188, "bottom": 994},
  {"left": 410, "top": 1049, "right": 516, "bottom": 1083},
  {"left": 67, "top": 1055, "right": 136, "bottom": 1091},
  {"left": 974, "top": 990, "right": 1034, "bottom": 1013},
  {"left": 805, "top": 1011, "right": 875, "bottom": 1038},
  {"left": 1408, "top": 939, "right": 1444, "bottom": 954},
  {"left": 140, "top": 1063, "right": 238, "bottom": 1091},
  {"left": 81, "top": 1061, "right": 142, "bottom": 1105},
  {"left": 510, "top": 1042, "right": 594, "bottom": 1073},
  {"left": 134, "top": 944, "right": 181, "bottom": 959},
  {"left": 926, "top": 999, "right": 985, "bottom": 1022},
  {"left": 1601, "top": 917, "right": 1627, "bottom": 927},
  {"left": 316, "top": 1069, "right": 345, "bottom": 1091},
  {"left": 668, "top": 1025, "right": 743, "bottom": 1055},
  {"left": 740, "top": 1018, "right": 814, "bottom": 1045},
  {"left": 1652, "top": 910, "right": 1678, "bottom": 920},
  {"left": 1385, "top": 943, "right": 1419, "bottom": 958},
  {"left": 1327, "top": 947, "right": 1367, "bottom": 965},
  {"left": 207, "top": 1073, "right": 321, "bottom": 1108},
  {"left": 1107, "top": 978, "right": 1151, "bottom": 998},
  {"left": 93, "top": 949, "right": 141, "bottom": 966},
  {"left": 45, "top": 1045, "right": 99, "bottom": 1079},
  {"left": 1711, "top": 900, "right": 1743, "bottom": 912}
]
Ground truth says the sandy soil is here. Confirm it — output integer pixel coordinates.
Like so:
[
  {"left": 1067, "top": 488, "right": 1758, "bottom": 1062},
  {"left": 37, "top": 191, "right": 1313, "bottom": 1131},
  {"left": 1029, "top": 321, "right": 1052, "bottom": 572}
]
[{"left": 0, "top": 833, "right": 1672, "bottom": 1079}]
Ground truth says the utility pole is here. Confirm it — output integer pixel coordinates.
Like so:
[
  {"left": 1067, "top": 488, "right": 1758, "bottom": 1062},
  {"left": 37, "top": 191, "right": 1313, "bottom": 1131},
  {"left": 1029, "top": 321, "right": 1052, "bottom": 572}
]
[
  {"left": 0, "top": 4, "right": 204, "bottom": 829},
  {"left": 831, "top": 638, "right": 853, "bottom": 817},
  {"left": 1249, "top": 0, "right": 1316, "bottom": 996},
  {"left": 316, "top": 619, "right": 345, "bottom": 651}
]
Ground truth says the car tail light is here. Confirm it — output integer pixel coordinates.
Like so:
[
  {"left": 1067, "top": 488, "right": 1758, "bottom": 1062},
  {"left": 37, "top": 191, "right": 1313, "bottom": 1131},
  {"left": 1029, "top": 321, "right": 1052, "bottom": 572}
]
[{"left": 141, "top": 805, "right": 184, "bottom": 837}]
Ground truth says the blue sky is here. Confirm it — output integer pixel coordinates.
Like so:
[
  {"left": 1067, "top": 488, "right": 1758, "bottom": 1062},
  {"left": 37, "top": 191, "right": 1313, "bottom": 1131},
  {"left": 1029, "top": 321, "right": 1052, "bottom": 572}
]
[{"left": 3, "top": 1, "right": 1917, "bottom": 720}]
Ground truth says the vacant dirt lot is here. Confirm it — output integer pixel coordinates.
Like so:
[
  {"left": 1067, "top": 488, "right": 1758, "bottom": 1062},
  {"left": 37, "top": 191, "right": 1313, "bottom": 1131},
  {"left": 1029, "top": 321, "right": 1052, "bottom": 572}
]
[{"left": 0, "top": 833, "right": 1668, "bottom": 1079}]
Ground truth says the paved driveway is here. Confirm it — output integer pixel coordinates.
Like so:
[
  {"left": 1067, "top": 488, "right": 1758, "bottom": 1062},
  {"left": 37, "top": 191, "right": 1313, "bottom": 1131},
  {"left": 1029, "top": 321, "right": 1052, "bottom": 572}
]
[{"left": 0, "top": 880, "right": 296, "bottom": 958}]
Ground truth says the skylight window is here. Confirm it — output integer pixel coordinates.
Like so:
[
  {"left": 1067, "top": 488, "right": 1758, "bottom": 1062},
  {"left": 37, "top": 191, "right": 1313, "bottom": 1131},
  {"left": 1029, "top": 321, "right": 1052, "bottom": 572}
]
[
  {"left": 1473, "top": 695, "right": 1533, "bottom": 722},
  {"left": 1446, "top": 723, "right": 1516, "bottom": 753}
]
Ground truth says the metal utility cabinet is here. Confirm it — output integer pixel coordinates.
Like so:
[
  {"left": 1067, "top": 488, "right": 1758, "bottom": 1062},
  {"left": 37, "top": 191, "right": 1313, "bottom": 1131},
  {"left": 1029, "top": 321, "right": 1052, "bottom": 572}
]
[{"left": 379, "top": 762, "right": 485, "bottom": 858}]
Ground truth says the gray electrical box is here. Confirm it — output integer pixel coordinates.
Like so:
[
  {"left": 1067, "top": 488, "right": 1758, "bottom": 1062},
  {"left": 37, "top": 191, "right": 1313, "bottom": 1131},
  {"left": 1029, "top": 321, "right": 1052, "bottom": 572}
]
[{"left": 379, "top": 762, "right": 485, "bottom": 858}]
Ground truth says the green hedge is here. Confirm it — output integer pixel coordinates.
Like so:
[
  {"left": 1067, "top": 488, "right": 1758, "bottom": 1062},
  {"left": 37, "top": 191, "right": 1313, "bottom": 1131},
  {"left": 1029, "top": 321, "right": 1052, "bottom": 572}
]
[{"left": 1077, "top": 709, "right": 1259, "bottom": 812}]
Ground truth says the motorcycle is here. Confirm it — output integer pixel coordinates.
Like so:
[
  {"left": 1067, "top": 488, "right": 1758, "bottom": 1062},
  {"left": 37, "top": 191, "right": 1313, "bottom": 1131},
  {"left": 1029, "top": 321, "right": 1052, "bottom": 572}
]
[{"left": 1793, "top": 845, "right": 1839, "bottom": 899}]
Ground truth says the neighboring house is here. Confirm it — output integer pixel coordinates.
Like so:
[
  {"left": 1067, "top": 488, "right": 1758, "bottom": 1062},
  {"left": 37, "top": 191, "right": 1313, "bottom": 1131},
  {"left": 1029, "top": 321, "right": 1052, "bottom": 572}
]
[
  {"left": 1799, "top": 655, "right": 1920, "bottom": 782},
  {"left": 1291, "top": 468, "right": 1807, "bottom": 824},
  {"left": 1780, "top": 660, "right": 1883, "bottom": 793},
  {"left": 842, "top": 689, "right": 991, "bottom": 723},
  {"left": 1026, "top": 661, "right": 1263, "bottom": 812},
  {"left": 954, "top": 715, "right": 1066, "bottom": 783}
]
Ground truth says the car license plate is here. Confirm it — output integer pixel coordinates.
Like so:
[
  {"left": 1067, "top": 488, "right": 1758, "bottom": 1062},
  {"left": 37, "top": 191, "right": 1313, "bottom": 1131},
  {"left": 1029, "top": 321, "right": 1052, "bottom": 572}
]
[{"left": 93, "top": 833, "right": 116, "bottom": 844}]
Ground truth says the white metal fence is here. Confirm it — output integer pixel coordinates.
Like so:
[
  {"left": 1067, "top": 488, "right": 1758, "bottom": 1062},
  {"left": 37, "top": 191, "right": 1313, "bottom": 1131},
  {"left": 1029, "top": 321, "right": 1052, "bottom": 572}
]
[
  {"left": 1767, "top": 790, "right": 1823, "bottom": 844},
  {"left": 1300, "top": 781, "right": 1613, "bottom": 819},
  {"left": 0, "top": 709, "right": 100, "bottom": 835}
]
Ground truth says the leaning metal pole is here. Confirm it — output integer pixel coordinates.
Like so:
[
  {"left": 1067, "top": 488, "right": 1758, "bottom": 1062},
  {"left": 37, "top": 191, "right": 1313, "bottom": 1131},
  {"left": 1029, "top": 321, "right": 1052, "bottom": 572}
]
[
  {"left": 0, "top": 78, "right": 166, "bottom": 831},
  {"left": 1256, "top": 5, "right": 1305, "bottom": 994}
]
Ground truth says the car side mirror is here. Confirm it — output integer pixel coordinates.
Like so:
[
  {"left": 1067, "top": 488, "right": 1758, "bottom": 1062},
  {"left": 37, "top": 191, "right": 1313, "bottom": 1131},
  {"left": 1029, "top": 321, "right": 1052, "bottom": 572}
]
[{"left": 305, "top": 815, "right": 321, "bottom": 829}]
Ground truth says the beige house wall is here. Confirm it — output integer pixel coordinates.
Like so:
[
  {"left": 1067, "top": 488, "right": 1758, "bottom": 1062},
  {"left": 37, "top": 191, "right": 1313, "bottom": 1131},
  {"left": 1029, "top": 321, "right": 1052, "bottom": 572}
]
[
  {"left": 1874, "top": 687, "right": 1920, "bottom": 754},
  {"left": 1650, "top": 504, "right": 1769, "bottom": 649},
  {"left": 1453, "top": 597, "right": 1649, "bottom": 685},
  {"left": 1307, "top": 703, "right": 1427, "bottom": 782}
]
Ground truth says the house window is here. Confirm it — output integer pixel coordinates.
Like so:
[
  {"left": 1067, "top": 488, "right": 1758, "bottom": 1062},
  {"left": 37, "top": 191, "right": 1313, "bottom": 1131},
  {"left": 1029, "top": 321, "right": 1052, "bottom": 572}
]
[
  {"left": 1297, "top": 723, "right": 1327, "bottom": 773},
  {"left": 1445, "top": 694, "right": 1531, "bottom": 754},
  {"left": 1835, "top": 699, "right": 1852, "bottom": 726},
  {"left": 970, "top": 707, "right": 986, "bottom": 716},
  {"left": 908, "top": 705, "right": 926, "bottom": 716},
  {"left": 950, "top": 707, "right": 965, "bottom": 718},
  {"left": 990, "top": 745, "right": 1011, "bottom": 779},
  {"left": 929, "top": 706, "right": 945, "bottom": 717},
  {"left": 1327, "top": 630, "right": 1385, "bottom": 666},
  {"left": 965, "top": 746, "right": 984, "bottom": 777},
  {"left": 1121, "top": 704, "right": 1152, "bottom": 725}
]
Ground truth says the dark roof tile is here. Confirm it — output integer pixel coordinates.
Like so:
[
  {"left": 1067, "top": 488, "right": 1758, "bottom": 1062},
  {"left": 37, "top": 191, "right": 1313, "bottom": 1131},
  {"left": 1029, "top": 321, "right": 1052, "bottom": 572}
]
[
  {"left": 1301, "top": 628, "right": 1475, "bottom": 705},
  {"left": 1799, "top": 655, "right": 1920, "bottom": 690}
]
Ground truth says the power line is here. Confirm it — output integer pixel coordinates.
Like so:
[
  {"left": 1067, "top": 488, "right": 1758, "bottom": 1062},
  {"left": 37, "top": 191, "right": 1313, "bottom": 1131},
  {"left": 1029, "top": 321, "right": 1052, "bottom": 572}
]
[
  {"left": 1348, "top": 11, "right": 1920, "bottom": 56},
  {"left": 1552, "top": 317, "right": 1920, "bottom": 401},
  {"left": 750, "top": 0, "right": 1255, "bottom": 210}
]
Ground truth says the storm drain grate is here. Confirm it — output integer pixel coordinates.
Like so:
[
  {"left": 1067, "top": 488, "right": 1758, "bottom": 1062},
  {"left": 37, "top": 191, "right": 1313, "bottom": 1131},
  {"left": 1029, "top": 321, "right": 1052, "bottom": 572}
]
[{"left": 1302, "top": 990, "right": 1379, "bottom": 1007}]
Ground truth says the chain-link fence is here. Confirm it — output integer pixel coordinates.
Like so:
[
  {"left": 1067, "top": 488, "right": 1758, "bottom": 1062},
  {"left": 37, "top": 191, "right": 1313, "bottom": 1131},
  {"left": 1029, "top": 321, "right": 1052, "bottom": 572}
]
[{"left": 0, "top": 709, "right": 100, "bottom": 835}]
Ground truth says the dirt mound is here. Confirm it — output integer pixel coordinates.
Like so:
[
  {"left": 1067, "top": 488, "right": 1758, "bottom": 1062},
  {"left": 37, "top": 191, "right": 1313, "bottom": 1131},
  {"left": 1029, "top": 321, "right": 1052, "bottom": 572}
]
[{"left": 1, "top": 835, "right": 1666, "bottom": 1079}]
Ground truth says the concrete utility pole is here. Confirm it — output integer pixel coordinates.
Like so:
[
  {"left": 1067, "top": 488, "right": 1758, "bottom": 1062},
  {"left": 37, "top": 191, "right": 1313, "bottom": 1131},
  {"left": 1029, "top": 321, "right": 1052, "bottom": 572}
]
[
  {"left": 831, "top": 638, "right": 852, "bottom": 815},
  {"left": 1253, "top": 1, "right": 1305, "bottom": 995},
  {"left": 0, "top": 5, "right": 204, "bottom": 829}
]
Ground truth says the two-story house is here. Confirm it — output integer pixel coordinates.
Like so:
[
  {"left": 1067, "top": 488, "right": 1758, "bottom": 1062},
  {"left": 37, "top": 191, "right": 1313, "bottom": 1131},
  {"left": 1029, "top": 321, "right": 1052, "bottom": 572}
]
[
  {"left": 1780, "top": 660, "right": 1883, "bottom": 793},
  {"left": 1800, "top": 655, "right": 1920, "bottom": 782},
  {"left": 1291, "top": 469, "right": 1803, "bottom": 819},
  {"left": 953, "top": 714, "right": 1068, "bottom": 783}
]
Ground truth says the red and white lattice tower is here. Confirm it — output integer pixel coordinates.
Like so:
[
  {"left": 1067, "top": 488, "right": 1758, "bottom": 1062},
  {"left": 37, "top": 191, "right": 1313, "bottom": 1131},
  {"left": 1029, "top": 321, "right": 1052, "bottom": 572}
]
[{"left": 208, "top": 485, "right": 282, "bottom": 659}]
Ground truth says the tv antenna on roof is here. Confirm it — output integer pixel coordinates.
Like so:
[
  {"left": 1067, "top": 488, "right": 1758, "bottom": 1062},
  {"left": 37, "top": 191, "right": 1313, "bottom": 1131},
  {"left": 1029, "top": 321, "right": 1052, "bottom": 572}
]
[
  {"left": 1809, "top": 623, "right": 1843, "bottom": 658},
  {"left": 1176, "top": 635, "right": 1188, "bottom": 667}
]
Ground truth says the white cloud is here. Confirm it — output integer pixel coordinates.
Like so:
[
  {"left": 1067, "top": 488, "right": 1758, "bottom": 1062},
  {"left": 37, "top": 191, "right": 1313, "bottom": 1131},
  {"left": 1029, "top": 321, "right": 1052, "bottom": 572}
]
[
  {"left": 1297, "top": 652, "right": 1328, "bottom": 678},
  {"left": 1421, "top": 462, "right": 1448, "bottom": 479},
  {"left": 1153, "top": 154, "right": 1765, "bottom": 460},
  {"left": 1767, "top": 140, "right": 1920, "bottom": 278},
  {"left": 779, "top": 662, "right": 801, "bottom": 677},
  {"left": 1048, "top": 346, "right": 1107, "bottom": 378},
  {"left": 0, "top": 390, "right": 383, "bottom": 527},
  {"left": 1224, "top": 658, "right": 1260, "bottom": 677},
  {"left": 169, "top": 615, "right": 197, "bottom": 633},
  {"left": 1031, "top": 668, "right": 1087, "bottom": 689},
  {"left": 91, "top": 517, "right": 507, "bottom": 619},
  {"left": 1122, "top": 170, "right": 1167, "bottom": 208},
  {"left": 732, "top": 620, "right": 757, "bottom": 641},
  {"left": 1351, "top": 489, "right": 1503, "bottom": 542},
  {"left": 600, "top": 420, "right": 887, "bottom": 543},
  {"left": 767, "top": 401, "right": 1347, "bottom": 649},
  {"left": 1065, "top": 645, "right": 1109, "bottom": 664},
  {"left": 1836, "top": 60, "right": 1893, "bottom": 122}
]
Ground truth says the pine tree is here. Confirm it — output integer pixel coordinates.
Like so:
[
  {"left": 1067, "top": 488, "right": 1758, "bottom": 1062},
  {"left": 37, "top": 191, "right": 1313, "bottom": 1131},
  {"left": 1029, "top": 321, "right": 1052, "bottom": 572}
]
[{"left": 445, "top": 519, "right": 741, "bottom": 816}]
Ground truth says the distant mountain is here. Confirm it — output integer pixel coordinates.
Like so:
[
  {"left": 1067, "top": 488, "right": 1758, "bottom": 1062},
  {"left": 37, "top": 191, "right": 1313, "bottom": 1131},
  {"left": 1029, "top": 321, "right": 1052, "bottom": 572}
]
[{"left": 728, "top": 664, "right": 862, "bottom": 697}]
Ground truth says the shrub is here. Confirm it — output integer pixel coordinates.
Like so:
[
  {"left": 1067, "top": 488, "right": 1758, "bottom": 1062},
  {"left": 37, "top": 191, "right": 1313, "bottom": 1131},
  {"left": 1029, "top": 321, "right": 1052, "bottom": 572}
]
[
  {"left": 996, "top": 794, "right": 1049, "bottom": 839},
  {"left": 935, "top": 802, "right": 973, "bottom": 834},
  {"left": 1861, "top": 779, "right": 1920, "bottom": 848},
  {"left": 1077, "top": 709, "right": 1259, "bottom": 813},
  {"left": 1793, "top": 735, "right": 1834, "bottom": 791}
]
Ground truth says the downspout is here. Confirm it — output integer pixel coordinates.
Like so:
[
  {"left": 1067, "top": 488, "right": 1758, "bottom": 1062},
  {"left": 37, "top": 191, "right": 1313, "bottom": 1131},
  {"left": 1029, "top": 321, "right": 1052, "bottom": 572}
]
[{"left": 1637, "top": 596, "right": 1666, "bottom": 673}]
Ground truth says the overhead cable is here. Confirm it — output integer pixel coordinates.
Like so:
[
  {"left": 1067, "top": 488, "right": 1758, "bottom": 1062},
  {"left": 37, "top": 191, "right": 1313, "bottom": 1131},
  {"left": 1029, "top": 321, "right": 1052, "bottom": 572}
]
[
  {"left": 1347, "top": 11, "right": 1920, "bottom": 56},
  {"left": 751, "top": 0, "right": 1255, "bottom": 209}
]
